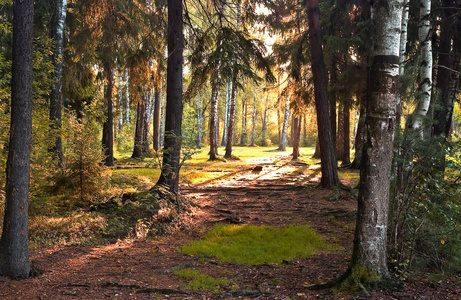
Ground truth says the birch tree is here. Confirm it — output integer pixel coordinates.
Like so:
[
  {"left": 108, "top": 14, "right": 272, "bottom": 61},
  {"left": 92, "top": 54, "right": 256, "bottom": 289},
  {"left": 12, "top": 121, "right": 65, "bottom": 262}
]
[
  {"left": 407, "top": 0, "right": 432, "bottom": 136},
  {"left": 344, "top": 0, "right": 403, "bottom": 286}
]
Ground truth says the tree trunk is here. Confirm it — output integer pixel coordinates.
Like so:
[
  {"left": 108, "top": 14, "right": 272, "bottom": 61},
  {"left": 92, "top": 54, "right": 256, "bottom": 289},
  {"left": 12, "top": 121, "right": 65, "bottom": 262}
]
[
  {"left": 197, "top": 93, "right": 203, "bottom": 148},
  {"left": 278, "top": 98, "right": 290, "bottom": 151},
  {"left": 347, "top": 0, "right": 402, "bottom": 285},
  {"left": 208, "top": 76, "right": 220, "bottom": 160},
  {"left": 336, "top": 104, "right": 344, "bottom": 160},
  {"left": 330, "top": 58, "right": 337, "bottom": 151},
  {"left": 224, "top": 75, "right": 237, "bottom": 158},
  {"left": 132, "top": 99, "right": 147, "bottom": 158},
  {"left": 261, "top": 95, "right": 269, "bottom": 147},
  {"left": 292, "top": 116, "right": 302, "bottom": 159},
  {"left": 143, "top": 91, "right": 152, "bottom": 151},
  {"left": 341, "top": 105, "right": 351, "bottom": 166},
  {"left": 302, "top": 115, "right": 308, "bottom": 146},
  {"left": 152, "top": 87, "right": 161, "bottom": 151},
  {"left": 306, "top": 0, "right": 341, "bottom": 188},
  {"left": 240, "top": 93, "right": 247, "bottom": 145},
  {"left": 0, "top": 0, "right": 34, "bottom": 279},
  {"left": 250, "top": 81, "right": 257, "bottom": 146},
  {"left": 406, "top": 0, "right": 432, "bottom": 136},
  {"left": 156, "top": 0, "right": 183, "bottom": 193},
  {"left": 432, "top": 0, "right": 455, "bottom": 137},
  {"left": 102, "top": 65, "right": 114, "bottom": 166},
  {"left": 49, "top": 0, "right": 67, "bottom": 167},
  {"left": 160, "top": 79, "right": 165, "bottom": 147},
  {"left": 118, "top": 74, "right": 124, "bottom": 133},
  {"left": 125, "top": 69, "right": 130, "bottom": 124},
  {"left": 221, "top": 79, "right": 230, "bottom": 146}
]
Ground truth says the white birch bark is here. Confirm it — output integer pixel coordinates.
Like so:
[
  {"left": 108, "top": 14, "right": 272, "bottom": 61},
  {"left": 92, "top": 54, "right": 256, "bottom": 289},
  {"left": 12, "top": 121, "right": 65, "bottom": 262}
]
[
  {"left": 350, "top": 0, "right": 403, "bottom": 280},
  {"left": 408, "top": 0, "right": 432, "bottom": 137}
]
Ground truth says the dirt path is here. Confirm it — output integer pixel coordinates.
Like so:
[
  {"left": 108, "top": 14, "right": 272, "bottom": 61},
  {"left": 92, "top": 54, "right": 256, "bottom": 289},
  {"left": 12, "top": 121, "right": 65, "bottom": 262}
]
[{"left": 0, "top": 155, "right": 460, "bottom": 299}]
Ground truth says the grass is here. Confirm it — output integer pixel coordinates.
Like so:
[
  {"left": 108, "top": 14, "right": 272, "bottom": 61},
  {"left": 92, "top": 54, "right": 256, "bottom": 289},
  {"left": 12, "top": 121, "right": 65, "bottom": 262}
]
[
  {"left": 180, "top": 224, "right": 334, "bottom": 265},
  {"left": 174, "top": 268, "right": 230, "bottom": 292}
]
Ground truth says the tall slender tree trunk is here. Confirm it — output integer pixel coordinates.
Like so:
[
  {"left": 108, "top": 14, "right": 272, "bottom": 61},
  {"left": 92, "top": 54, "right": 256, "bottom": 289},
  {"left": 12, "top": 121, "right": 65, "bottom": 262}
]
[
  {"left": 240, "top": 94, "right": 246, "bottom": 145},
  {"left": 0, "top": 0, "right": 33, "bottom": 279},
  {"left": 152, "top": 86, "right": 161, "bottom": 151},
  {"left": 156, "top": 0, "right": 183, "bottom": 193},
  {"left": 406, "top": 0, "right": 432, "bottom": 136},
  {"left": 224, "top": 75, "right": 237, "bottom": 158},
  {"left": 292, "top": 116, "right": 302, "bottom": 159},
  {"left": 306, "top": 0, "right": 341, "bottom": 187},
  {"left": 336, "top": 104, "right": 345, "bottom": 160},
  {"left": 302, "top": 115, "right": 307, "bottom": 146},
  {"left": 222, "top": 79, "right": 230, "bottom": 146},
  {"left": 433, "top": 0, "right": 455, "bottom": 137},
  {"left": 49, "top": 0, "right": 67, "bottom": 167},
  {"left": 160, "top": 79, "right": 165, "bottom": 147},
  {"left": 197, "top": 93, "right": 203, "bottom": 148},
  {"left": 132, "top": 98, "right": 147, "bottom": 158},
  {"left": 261, "top": 95, "right": 269, "bottom": 146},
  {"left": 118, "top": 74, "right": 124, "bottom": 133},
  {"left": 341, "top": 105, "right": 351, "bottom": 165},
  {"left": 208, "top": 76, "right": 220, "bottom": 160},
  {"left": 346, "top": 0, "right": 403, "bottom": 285},
  {"left": 125, "top": 69, "right": 130, "bottom": 124},
  {"left": 102, "top": 65, "right": 115, "bottom": 166},
  {"left": 250, "top": 81, "right": 257, "bottom": 146},
  {"left": 278, "top": 98, "right": 290, "bottom": 151},
  {"left": 330, "top": 57, "right": 338, "bottom": 150}
]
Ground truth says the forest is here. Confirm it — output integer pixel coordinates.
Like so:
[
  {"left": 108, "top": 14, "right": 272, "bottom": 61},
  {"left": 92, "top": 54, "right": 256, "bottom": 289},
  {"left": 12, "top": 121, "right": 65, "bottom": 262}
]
[{"left": 0, "top": 0, "right": 460, "bottom": 298}]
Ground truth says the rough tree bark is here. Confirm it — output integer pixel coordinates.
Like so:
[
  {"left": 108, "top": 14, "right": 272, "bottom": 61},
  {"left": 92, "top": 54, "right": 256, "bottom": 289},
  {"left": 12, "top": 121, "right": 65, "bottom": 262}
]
[
  {"left": 345, "top": 0, "right": 403, "bottom": 286},
  {"left": 208, "top": 76, "right": 220, "bottom": 160},
  {"left": 156, "top": 0, "right": 183, "bottom": 193},
  {"left": 306, "top": 0, "right": 341, "bottom": 187},
  {"left": 0, "top": 0, "right": 34, "bottom": 279}
]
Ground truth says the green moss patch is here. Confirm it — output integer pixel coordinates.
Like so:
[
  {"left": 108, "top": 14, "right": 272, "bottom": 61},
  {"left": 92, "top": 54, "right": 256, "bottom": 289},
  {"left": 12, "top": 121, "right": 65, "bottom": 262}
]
[
  {"left": 174, "top": 268, "right": 230, "bottom": 292},
  {"left": 180, "top": 224, "right": 333, "bottom": 264}
]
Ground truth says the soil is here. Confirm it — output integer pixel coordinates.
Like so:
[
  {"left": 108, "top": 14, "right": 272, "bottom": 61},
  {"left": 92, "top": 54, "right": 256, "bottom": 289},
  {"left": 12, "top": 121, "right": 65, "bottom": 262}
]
[{"left": 0, "top": 153, "right": 460, "bottom": 299}]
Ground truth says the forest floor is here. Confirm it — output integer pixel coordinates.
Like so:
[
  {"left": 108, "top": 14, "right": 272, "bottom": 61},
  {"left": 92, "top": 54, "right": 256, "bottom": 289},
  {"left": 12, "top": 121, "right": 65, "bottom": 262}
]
[{"left": 0, "top": 152, "right": 460, "bottom": 299}]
